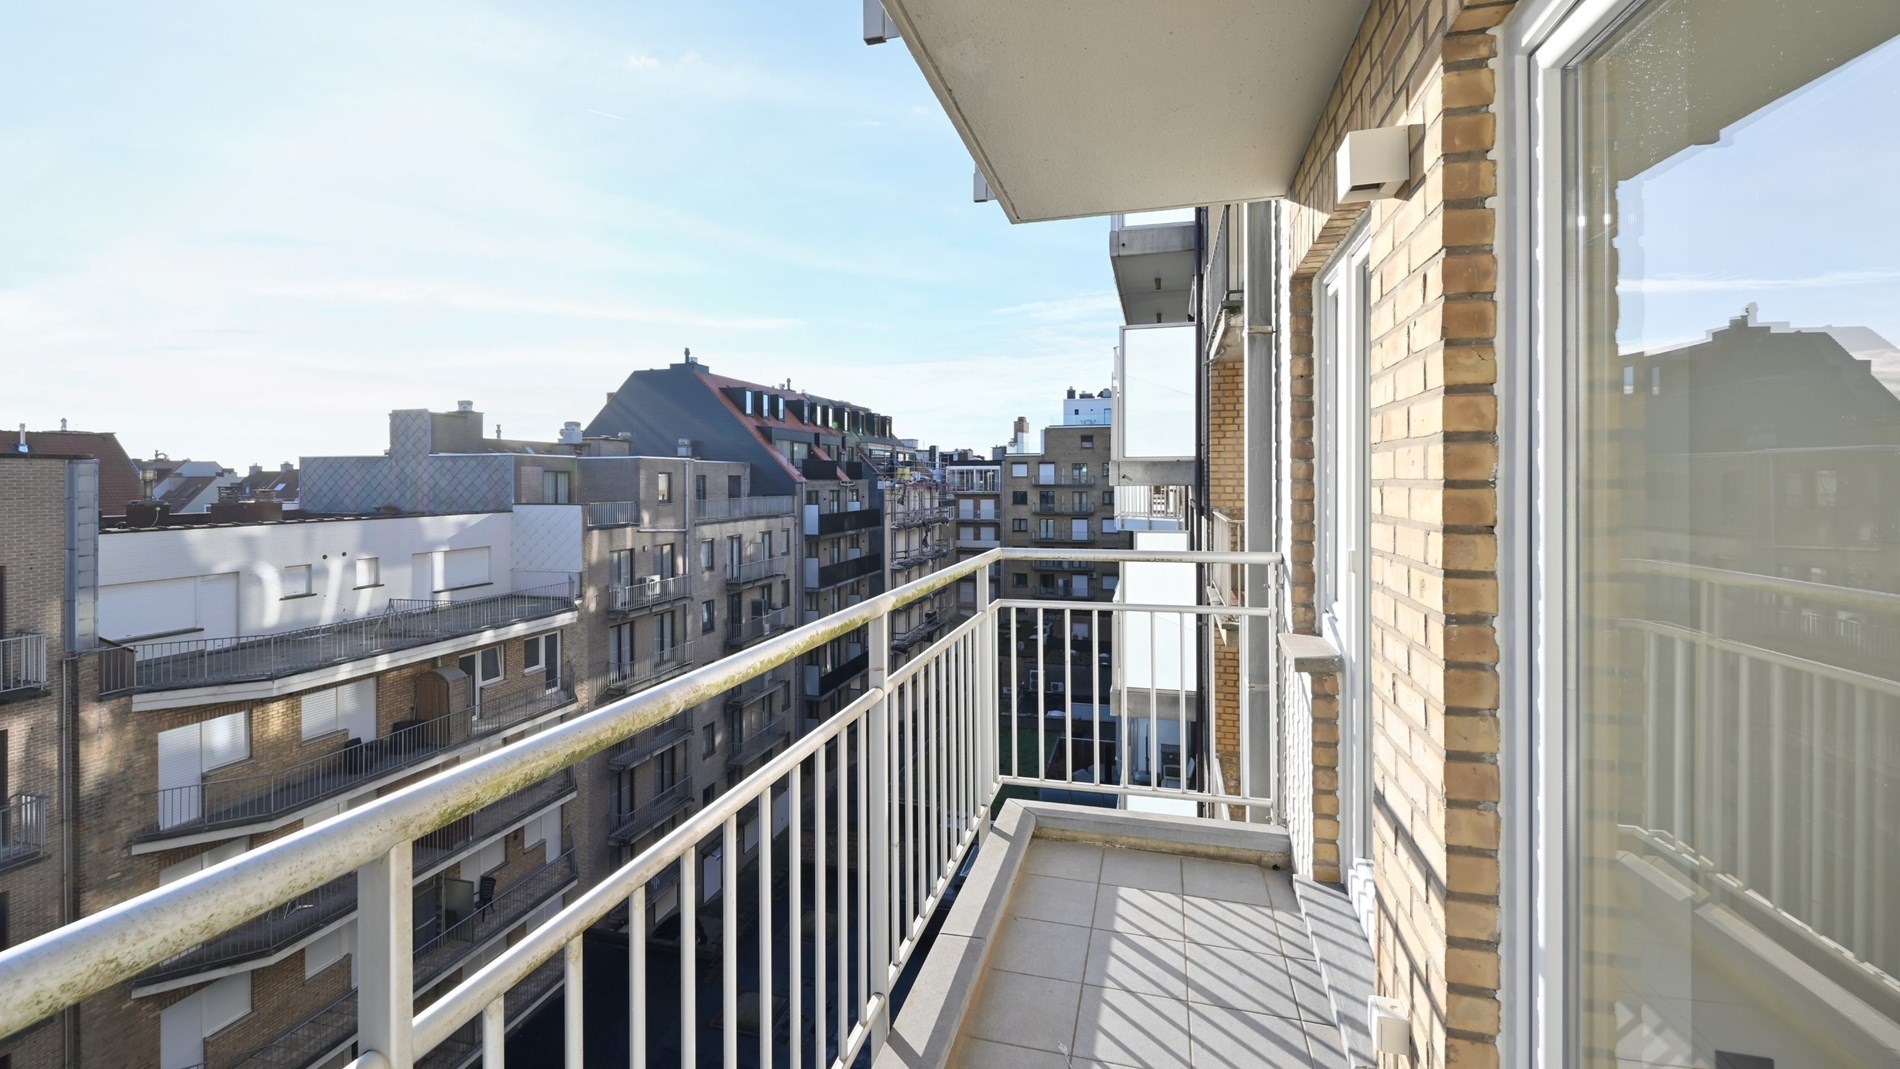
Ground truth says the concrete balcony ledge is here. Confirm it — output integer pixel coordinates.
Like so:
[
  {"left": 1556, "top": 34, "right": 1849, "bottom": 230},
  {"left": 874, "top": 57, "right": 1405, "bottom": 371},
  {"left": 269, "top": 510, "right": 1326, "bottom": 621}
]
[
  {"left": 878, "top": 800, "right": 1336, "bottom": 1069},
  {"left": 1279, "top": 632, "right": 1343, "bottom": 676}
]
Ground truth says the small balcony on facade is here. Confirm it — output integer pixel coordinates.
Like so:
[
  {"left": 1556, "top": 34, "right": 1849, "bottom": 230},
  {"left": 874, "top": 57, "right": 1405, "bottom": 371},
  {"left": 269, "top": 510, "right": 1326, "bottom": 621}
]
[
  {"left": 694, "top": 495, "right": 797, "bottom": 524},
  {"left": 104, "top": 582, "right": 578, "bottom": 695},
  {"left": 0, "top": 548, "right": 1396, "bottom": 1069},
  {"left": 1032, "top": 500, "right": 1097, "bottom": 515},
  {"left": 1110, "top": 209, "right": 1198, "bottom": 326},
  {"left": 608, "top": 774, "right": 694, "bottom": 846},
  {"left": 807, "top": 552, "right": 883, "bottom": 590},
  {"left": 606, "top": 651, "right": 692, "bottom": 694},
  {"left": 889, "top": 505, "right": 953, "bottom": 529},
  {"left": 0, "top": 632, "right": 49, "bottom": 699},
  {"left": 725, "top": 607, "right": 790, "bottom": 651},
  {"left": 955, "top": 533, "right": 1001, "bottom": 551},
  {"left": 890, "top": 611, "right": 945, "bottom": 654},
  {"left": 1116, "top": 483, "right": 1194, "bottom": 533},
  {"left": 607, "top": 719, "right": 693, "bottom": 772},
  {"left": 890, "top": 545, "right": 950, "bottom": 572},
  {"left": 802, "top": 504, "right": 883, "bottom": 537},
  {"left": 606, "top": 573, "right": 692, "bottom": 616},
  {"left": 0, "top": 794, "right": 48, "bottom": 873},
  {"left": 804, "top": 649, "right": 868, "bottom": 699},
  {"left": 1032, "top": 531, "right": 1098, "bottom": 547},
  {"left": 724, "top": 713, "right": 788, "bottom": 770},
  {"left": 135, "top": 771, "right": 574, "bottom": 992},
  {"left": 1033, "top": 472, "right": 1097, "bottom": 487},
  {"left": 141, "top": 682, "right": 577, "bottom": 842},
  {"left": 726, "top": 555, "right": 787, "bottom": 587}
]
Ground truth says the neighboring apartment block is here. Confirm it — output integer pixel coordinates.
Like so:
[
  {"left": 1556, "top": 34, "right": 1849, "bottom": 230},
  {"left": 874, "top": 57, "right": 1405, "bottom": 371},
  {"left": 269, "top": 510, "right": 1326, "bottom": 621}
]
[
  {"left": 0, "top": 450, "right": 97, "bottom": 1069},
  {"left": 585, "top": 353, "right": 898, "bottom": 726},
  {"left": 999, "top": 410, "right": 1129, "bottom": 604}
]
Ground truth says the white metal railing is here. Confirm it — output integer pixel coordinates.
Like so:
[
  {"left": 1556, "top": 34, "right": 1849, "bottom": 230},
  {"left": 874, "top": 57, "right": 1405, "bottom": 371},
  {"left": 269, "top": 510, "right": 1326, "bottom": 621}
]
[
  {"left": 0, "top": 547, "right": 1283, "bottom": 1068},
  {"left": 0, "top": 632, "right": 48, "bottom": 695},
  {"left": 608, "top": 574, "right": 691, "bottom": 613}
]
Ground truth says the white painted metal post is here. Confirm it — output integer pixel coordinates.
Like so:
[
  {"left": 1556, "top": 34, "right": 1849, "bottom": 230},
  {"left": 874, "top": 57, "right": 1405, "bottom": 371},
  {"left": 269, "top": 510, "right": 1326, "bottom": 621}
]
[
  {"left": 629, "top": 887, "right": 646, "bottom": 1069},
  {"left": 358, "top": 846, "right": 415, "bottom": 1069},
  {"left": 866, "top": 613, "right": 892, "bottom": 1049},
  {"left": 977, "top": 565, "right": 994, "bottom": 807},
  {"left": 482, "top": 997, "right": 505, "bottom": 1069},
  {"left": 563, "top": 938, "right": 584, "bottom": 1069}
]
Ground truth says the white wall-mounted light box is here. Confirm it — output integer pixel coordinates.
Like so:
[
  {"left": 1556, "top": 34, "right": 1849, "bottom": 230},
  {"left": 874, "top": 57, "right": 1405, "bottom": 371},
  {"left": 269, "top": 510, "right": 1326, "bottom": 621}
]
[{"left": 1335, "top": 125, "right": 1416, "bottom": 203}]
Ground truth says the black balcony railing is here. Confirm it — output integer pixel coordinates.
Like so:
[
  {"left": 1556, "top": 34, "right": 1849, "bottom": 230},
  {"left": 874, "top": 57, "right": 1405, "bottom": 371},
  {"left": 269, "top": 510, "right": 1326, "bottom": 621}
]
[
  {"left": 725, "top": 608, "right": 790, "bottom": 650},
  {"left": 891, "top": 545, "right": 950, "bottom": 572},
  {"left": 816, "top": 554, "right": 883, "bottom": 588},
  {"left": 1034, "top": 474, "right": 1097, "bottom": 487},
  {"left": 0, "top": 794, "right": 48, "bottom": 872},
  {"left": 1031, "top": 532, "right": 1098, "bottom": 546},
  {"left": 1032, "top": 502, "right": 1097, "bottom": 515},
  {"left": 608, "top": 720, "right": 694, "bottom": 771},
  {"left": 727, "top": 556, "right": 787, "bottom": 586},
  {"left": 108, "top": 582, "right": 577, "bottom": 694},
  {"left": 810, "top": 652, "right": 869, "bottom": 699},
  {"left": 890, "top": 506, "right": 953, "bottom": 529},
  {"left": 726, "top": 715, "right": 788, "bottom": 769},
  {"left": 141, "top": 683, "right": 576, "bottom": 840},
  {"left": 416, "top": 957, "right": 564, "bottom": 1069},
  {"left": 413, "top": 850, "right": 578, "bottom": 988},
  {"left": 608, "top": 775, "right": 695, "bottom": 845}
]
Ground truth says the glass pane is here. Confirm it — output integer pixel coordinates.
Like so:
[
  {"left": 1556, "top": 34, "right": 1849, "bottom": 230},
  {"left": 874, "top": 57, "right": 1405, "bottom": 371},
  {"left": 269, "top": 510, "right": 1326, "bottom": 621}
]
[
  {"left": 1119, "top": 324, "right": 1196, "bottom": 458},
  {"left": 1568, "top": 5, "right": 1900, "bottom": 1066}
]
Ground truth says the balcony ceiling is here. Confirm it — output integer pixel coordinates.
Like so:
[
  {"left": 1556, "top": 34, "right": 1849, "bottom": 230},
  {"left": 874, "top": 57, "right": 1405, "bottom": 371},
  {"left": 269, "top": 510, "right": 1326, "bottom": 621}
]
[{"left": 883, "top": 0, "right": 1371, "bottom": 223}]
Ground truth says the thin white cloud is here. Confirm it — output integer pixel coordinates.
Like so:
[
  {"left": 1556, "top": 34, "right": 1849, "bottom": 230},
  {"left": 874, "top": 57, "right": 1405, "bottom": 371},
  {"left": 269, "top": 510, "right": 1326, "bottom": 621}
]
[
  {"left": 992, "top": 293, "right": 1120, "bottom": 322},
  {"left": 585, "top": 108, "right": 631, "bottom": 122},
  {"left": 1625, "top": 269, "right": 1900, "bottom": 294},
  {"left": 255, "top": 279, "right": 800, "bottom": 330}
]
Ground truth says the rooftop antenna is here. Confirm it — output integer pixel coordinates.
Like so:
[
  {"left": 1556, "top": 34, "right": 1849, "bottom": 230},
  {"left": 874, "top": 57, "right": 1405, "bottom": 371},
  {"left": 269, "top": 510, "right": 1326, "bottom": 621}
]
[
  {"left": 495, "top": 424, "right": 502, "bottom": 438},
  {"left": 684, "top": 346, "right": 694, "bottom": 364}
]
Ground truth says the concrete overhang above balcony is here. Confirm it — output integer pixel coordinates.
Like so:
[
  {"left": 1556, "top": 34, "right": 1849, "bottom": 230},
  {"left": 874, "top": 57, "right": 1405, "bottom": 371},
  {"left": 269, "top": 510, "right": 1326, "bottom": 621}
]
[
  {"left": 881, "top": 0, "right": 1371, "bottom": 223},
  {"left": 1110, "top": 213, "right": 1196, "bottom": 326}
]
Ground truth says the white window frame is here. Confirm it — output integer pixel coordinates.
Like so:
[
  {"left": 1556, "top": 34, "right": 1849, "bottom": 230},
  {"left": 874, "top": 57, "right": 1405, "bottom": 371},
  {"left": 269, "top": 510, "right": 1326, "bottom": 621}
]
[
  {"left": 282, "top": 564, "right": 312, "bottom": 597},
  {"left": 354, "top": 556, "right": 380, "bottom": 589},
  {"left": 1316, "top": 224, "right": 1374, "bottom": 922}
]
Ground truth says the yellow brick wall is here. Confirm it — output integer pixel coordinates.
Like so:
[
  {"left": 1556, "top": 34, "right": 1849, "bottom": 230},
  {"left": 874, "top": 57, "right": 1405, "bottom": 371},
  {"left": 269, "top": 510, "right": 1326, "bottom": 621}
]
[{"left": 1278, "top": 1, "right": 1510, "bottom": 1066}]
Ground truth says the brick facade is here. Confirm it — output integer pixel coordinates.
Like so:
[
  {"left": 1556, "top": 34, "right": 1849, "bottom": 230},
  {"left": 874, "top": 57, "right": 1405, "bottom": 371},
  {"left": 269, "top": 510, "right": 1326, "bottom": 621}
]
[{"left": 1276, "top": 1, "right": 1509, "bottom": 1066}]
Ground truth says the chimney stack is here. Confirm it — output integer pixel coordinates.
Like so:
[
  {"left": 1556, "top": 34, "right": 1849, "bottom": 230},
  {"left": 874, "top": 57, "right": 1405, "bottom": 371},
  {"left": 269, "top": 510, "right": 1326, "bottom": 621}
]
[{"left": 456, "top": 400, "right": 474, "bottom": 413}]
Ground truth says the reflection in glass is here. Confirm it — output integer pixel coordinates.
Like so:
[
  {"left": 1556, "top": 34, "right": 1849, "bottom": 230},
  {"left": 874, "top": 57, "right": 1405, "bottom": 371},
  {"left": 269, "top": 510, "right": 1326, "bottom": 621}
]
[{"left": 1570, "top": 4, "right": 1900, "bottom": 1066}]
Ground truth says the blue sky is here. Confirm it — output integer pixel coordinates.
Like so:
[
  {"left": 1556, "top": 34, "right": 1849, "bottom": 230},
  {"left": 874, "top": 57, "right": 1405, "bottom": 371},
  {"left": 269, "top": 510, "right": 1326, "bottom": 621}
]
[{"left": 0, "top": 1, "right": 1121, "bottom": 467}]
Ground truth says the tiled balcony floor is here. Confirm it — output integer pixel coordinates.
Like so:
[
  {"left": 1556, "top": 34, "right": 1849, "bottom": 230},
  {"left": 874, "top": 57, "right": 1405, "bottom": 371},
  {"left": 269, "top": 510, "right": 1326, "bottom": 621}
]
[{"left": 954, "top": 841, "right": 1346, "bottom": 1069}]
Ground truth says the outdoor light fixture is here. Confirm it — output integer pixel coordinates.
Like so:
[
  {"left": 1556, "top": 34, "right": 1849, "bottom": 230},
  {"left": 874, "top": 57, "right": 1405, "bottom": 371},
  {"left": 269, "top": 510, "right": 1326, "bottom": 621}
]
[{"left": 1336, "top": 125, "right": 1416, "bottom": 203}]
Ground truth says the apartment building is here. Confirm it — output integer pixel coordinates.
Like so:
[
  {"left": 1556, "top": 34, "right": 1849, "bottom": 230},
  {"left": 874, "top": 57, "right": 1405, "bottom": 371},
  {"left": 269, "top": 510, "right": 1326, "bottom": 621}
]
[
  {"left": 75, "top": 501, "right": 580, "bottom": 1069},
  {"left": 999, "top": 411, "right": 1129, "bottom": 604},
  {"left": 586, "top": 353, "right": 896, "bottom": 726},
  {"left": 883, "top": 473, "right": 955, "bottom": 663},
  {"left": 945, "top": 459, "right": 1002, "bottom": 618},
  {"left": 0, "top": 450, "right": 96, "bottom": 1069}
]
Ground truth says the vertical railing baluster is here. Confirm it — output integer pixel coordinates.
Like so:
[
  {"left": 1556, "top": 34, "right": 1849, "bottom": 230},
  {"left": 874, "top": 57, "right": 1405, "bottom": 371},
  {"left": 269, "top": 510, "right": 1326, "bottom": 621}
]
[
  {"left": 358, "top": 846, "right": 415, "bottom": 1069},
  {"left": 790, "top": 766, "right": 804, "bottom": 1069},
  {"left": 1010, "top": 603, "right": 1019, "bottom": 782},
  {"left": 482, "top": 996, "right": 506, "bottom": 1069},
  {"left": 977, "top": 565, "right": 994, "bottom": 813},
  {"left": 759, "top": 791, "right": 773, "bottom": 1069},
  {"left": 630, "top": 886, "right": 646, "bottom": 1069},
  {"left": 834, "top": 730, "right": 847, "bottom": 1060},
  {"left": 1179, "top": 611, "right": 1190, "bottom": 794},
  {"left": 814, "top": 741, "right": 828, "bottom": 1066},
  {"left": 856, "top": 707, "right": 871, "bottom": 1045},
  {"left": 1808, "top": 674, "right": 1826, "bottom": 926},
  {"left": 1149, "top": 609, "right": 1160, "bottom": 795},
  {"left": 1037, "top": 606, "right": 1046, "bottom": 788},
  {"left": 1769, "top": 664, "right": 1787, "bottom": 906},
  {"left": 723, "top": 816, "right": 738, "bottom": 1068},
  {"left": 866, "top": 608, "right": 891, "bottom": 1052},
  {"left": 1092, "top": 608, "right": 1102, "bottom": 800},
  {"left": 682, "top": 852, "right": 697, "bottom": 1069},
  {"left": 564, "top": 937, "right": 585, "bottom": 1069}
]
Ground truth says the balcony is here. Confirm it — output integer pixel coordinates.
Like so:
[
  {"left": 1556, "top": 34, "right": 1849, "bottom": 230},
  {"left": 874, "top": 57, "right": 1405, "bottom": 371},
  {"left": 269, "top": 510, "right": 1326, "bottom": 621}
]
[
  {"left": 106, "top": 582, "right": 577, "bottom": 694},
  {"left": 607, "top": 720, "right": 694, "bottom": 771},
  {"left": 955, "top": 534, "right": 1001, "bottom": 550},
  {"left": 890, "top": 545, "right": 950, "bottom": 572},
  {"left": 694, "top": 495, "right": 797, "bottom": 524},
  {"left": 804, "top": 650, "right": 869, "bottom": 699},
  {"left": 889, "top": 505, "right": 953, "bottom": 529},
  {"left": 1032, "top": 501, "right": 1096, "bottom": 515},
  {"left": 726, "top": 555, "right": 787, "bottom": 587},
  {"left": 607, "top": 573, "right": 692, "bottom": 615},
  {"left": 724, "top": 714, "right": 788, "bottom": 769},
  {"left": 0, "top": 548, "right": 1388, "bottom": 1069},
  {"left": 607, "top": 653, "right": 692, "bottom": 693},
  {"left": 0, "top": 795, "right": 47, "bottom": 872},
  {"left": 1117, "top": 483, "right": 1193, "bottom": 532},
  {"left": 1034, "top": 473, "right": 1097, "bottom": 487},
  {"left": 141, "top": 683, "right": 577, "bottom": 841},
  {"left": 0, "top": 633, "right": 48, "bottom": 698},
  {"left": 608, "top": 775, "right": 695, "bottom": 845},
  {"left": 803, "top": 505, "right": 883, "bottom": 537},
  {"left": 1032, "top": 532, "right": 1098, "bottom": 547},
  {"left": 725, "top": 607, "right": 790, "bottom": 650},
  {"left": 1110, "top": 210, "right": 1198, "bottom": 326},
  {"left": 811, "top": 552, "right": 883, "bottom": 589}
]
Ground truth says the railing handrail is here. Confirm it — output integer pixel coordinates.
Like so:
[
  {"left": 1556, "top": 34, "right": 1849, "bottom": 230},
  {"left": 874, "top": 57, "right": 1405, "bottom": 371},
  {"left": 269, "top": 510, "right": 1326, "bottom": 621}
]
[
  {"left": 0, "top": 546, "right": 1286, "bottom": 1043},
  {"left": 694, "top": 495, "right": 798, "bottom": 524}
]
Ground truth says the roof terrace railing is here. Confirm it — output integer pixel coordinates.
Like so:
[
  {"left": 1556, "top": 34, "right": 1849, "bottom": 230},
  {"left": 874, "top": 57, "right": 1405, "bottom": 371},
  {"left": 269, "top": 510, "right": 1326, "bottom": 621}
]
[
  {"left": 0, "top": 547, "right": 1285, "bottom": 1069},
  {"left": 110, "top": 581, "right": 578, "bottom": 694}
]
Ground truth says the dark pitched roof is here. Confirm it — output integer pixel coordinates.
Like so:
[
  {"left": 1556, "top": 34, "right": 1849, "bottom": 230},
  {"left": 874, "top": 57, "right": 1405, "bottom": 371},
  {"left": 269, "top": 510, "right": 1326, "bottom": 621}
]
[
  {"left": 238, "top": 467, "right": 301, "bottom": 500},
  {"left": 17, "top": 429, "right": 144, "bottom": 516},
  {"left": 157, "top": 475, "right": 219, "bottom": 512}
]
